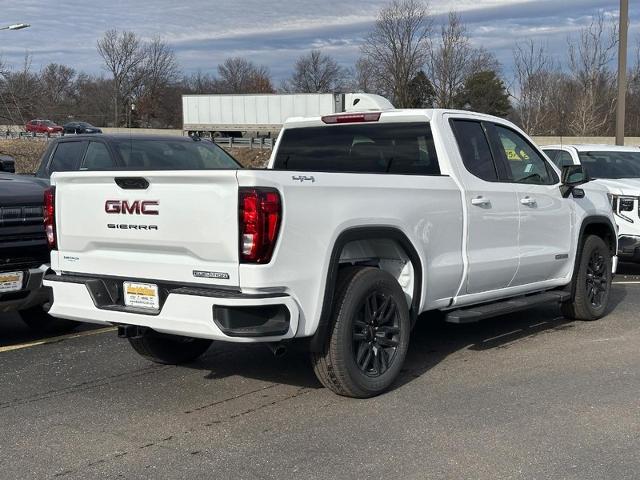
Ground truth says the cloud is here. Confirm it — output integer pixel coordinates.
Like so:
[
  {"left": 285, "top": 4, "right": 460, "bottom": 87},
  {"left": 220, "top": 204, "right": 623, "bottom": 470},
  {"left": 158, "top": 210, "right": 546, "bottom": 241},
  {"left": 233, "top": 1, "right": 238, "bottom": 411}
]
[{"left": 0, "top": 0, "right": 637, "bottom": 83}]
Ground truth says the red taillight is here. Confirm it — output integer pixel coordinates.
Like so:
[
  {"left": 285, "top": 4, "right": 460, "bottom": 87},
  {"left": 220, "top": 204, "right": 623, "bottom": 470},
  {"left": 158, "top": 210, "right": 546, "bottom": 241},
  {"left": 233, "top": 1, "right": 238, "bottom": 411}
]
[
  {"left": 44, "top": 187, "right": 56, "bottom": 249},
  {"left": 321, "top": 112, "right": 381, "bottom": 124},
  {"left": 239, "top": 188, "right": 281, "bottom": 263}
]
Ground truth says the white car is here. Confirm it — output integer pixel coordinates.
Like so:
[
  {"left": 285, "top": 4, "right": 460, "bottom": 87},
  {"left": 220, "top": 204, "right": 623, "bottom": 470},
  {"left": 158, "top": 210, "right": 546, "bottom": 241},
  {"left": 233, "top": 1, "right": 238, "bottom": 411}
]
[
  {"left": 43, "top": 105, "right": 617, "bottom": 398},
  {"left": 543, "top": 144, "right": 640, "bottom": 262}
]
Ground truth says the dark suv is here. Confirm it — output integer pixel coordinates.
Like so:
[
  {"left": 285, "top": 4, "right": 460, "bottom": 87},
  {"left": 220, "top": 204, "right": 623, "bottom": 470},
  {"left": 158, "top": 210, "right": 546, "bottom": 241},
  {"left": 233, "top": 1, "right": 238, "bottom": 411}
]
[
  {"left": 2, "top": 134, "right": 235, "bottom": 332},
  {"left": 34, "top": 133, "right": 238, "bottom": 181}
]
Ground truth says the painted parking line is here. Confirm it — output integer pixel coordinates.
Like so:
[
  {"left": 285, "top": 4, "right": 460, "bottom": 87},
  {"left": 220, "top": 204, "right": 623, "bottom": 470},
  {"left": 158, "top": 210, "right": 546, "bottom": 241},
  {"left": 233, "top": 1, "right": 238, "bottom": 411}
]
[
  {"left": 0, "top": 327, "right": 116, "bottom": 354},
  {"left": 613, "top": 281, "right": 640, "bottom": 284}
]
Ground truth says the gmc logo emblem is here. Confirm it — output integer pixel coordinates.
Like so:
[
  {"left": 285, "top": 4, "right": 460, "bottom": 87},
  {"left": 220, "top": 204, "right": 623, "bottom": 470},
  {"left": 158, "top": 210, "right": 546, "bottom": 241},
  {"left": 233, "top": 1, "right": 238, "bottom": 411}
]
[{"left": 105, "top": 200, "right": 159, "bottom": 215}]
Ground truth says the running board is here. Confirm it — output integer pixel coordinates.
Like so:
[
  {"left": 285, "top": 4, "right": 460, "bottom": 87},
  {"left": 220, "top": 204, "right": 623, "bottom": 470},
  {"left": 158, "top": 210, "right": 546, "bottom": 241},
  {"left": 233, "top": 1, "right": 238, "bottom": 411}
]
[{"left": 445, "top": 291, "right": 571, "bottom": 324}]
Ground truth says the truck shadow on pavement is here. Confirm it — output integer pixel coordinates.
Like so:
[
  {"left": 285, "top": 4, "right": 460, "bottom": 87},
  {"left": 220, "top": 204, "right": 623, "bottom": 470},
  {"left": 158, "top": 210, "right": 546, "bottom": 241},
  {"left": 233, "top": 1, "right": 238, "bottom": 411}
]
[
  {"left": 0, "top": 312, "right": 103, "bottom": 348},
  {"left": 188, "top": 285, "right": 627, "bottom": 395}
]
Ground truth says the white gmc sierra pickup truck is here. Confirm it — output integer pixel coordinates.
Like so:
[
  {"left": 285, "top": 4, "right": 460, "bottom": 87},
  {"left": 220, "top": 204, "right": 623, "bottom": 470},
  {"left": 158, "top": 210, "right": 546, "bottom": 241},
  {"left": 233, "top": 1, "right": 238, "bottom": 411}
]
[{"left": 44, "top": 105, "right": 617, "bottom": 398}]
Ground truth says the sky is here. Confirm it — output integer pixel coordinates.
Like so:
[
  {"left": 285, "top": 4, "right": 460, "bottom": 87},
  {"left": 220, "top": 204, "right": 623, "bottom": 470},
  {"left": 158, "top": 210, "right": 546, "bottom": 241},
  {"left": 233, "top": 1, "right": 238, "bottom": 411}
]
[{"left": 0, "top": 0, "right": 638, "bottom": 84}]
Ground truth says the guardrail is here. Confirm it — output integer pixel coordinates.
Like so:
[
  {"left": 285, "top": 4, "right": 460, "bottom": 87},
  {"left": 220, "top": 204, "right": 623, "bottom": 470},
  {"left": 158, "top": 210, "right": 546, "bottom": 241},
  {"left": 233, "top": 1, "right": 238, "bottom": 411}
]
[
  {"left": 2, "top": 130, "right": 274, "bottom": 148},
  {"left": 213, "top": 137, "right": 274, "bottom": 149},
  {"left": 3, "top": 131, "right": 62, "bottom": 140}
]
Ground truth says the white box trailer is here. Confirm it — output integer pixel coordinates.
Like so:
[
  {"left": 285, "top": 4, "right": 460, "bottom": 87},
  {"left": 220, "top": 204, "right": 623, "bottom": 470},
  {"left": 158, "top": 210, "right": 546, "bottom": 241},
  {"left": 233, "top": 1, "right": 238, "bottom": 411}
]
[{"left": 182, "top": 93, "right": 392, "bottom": 137}]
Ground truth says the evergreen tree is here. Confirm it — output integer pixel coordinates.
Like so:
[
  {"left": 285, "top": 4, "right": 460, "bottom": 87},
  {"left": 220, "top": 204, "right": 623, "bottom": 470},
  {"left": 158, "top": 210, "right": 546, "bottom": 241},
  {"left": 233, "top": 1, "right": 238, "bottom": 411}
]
[
  {"left": 407, "top": 71, "right": 436, "bottom": 108},
  {"left": 456, "top": 70, "right": 511, "bottom": 117}
]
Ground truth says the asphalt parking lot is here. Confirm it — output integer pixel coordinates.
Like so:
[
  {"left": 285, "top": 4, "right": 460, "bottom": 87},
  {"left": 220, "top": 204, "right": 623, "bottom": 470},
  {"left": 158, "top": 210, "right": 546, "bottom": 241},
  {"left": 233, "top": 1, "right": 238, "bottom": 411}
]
[{"left": 2, "top": 266, "right": 640, "bottom": 480}]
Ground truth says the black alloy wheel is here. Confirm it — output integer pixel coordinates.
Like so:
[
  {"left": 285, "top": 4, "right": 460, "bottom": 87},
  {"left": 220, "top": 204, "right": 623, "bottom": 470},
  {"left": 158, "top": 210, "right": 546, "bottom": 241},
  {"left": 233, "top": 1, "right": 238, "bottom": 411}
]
[
  {"left": 586, "top": 248, "right": 607, "bottom": 308},
  {"left": 352, "top": 291, "right": 401, "bottom": 377},
  {"left": 561, "top": 234, "right": 612, "bottom": 321},
  {"left": 311, "top": 267, "right": 411, "bottom": 398}
]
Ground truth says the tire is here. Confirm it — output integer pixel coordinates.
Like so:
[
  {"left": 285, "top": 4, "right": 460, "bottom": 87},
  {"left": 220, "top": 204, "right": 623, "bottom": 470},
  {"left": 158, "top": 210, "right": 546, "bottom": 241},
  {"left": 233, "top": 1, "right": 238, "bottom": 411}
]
[
  {"left": 311, "top": 267, "right": 411, "bottom": 398},
  {"left": 128, "top": 330, "right": 212, "bottom": 365},
  {"left": 19, "top": 306, "right": 78, "bottom": 334},
  {"left": 561, "top": 235, "right": 612, "bottom": 320}
]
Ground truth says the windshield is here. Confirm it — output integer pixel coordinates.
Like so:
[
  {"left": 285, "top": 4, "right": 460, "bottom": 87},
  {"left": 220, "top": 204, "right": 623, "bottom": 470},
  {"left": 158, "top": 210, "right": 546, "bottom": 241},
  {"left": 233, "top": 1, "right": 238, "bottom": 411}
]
[
  {"left": 578, "top": 151, "right": 640, "bottom": 179},
  {"left": 43, "top": 120, "right": 55, "bottom": 126},
  {"left": 112, "top": 139, "right": 241, "bottom": 170}
]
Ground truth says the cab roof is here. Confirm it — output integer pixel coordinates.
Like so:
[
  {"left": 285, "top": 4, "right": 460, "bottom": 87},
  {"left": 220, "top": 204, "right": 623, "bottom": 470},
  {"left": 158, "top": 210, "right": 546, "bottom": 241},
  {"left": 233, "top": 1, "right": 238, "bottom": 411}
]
[
  {"left": 281, "top": 108, "right": 507, "bottom": 129},
  {"left": 542, "top": 144, "right": 640, "bottom": 153}
]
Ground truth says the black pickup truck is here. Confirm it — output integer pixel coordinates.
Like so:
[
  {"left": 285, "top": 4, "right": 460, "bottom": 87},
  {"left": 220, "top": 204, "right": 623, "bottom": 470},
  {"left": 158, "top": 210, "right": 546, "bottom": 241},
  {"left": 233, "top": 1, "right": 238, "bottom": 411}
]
[{"left": 0, "top": 173, "right": 74, "bottom": 331}]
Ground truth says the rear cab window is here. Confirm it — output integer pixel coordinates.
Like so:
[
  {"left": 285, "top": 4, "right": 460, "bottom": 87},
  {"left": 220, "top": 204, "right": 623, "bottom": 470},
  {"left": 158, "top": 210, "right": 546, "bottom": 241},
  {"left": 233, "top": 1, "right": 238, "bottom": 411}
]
[
  {"left": 112, "top": 139, "right": 240, "bottom": 170},
  {"left": 273, "top": 122, "right": 440, "bottom": 175}
]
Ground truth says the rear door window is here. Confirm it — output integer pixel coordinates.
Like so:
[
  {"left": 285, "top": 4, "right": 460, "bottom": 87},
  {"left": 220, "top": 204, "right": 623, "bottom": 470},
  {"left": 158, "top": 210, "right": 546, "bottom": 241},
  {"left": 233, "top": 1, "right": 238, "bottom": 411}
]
[
  {"left": 450, "top": 120, "right": 498, "bottom": 181},
  {"left": 48, "top": 141, "right": 86, "bottom": 174},
  {"left": 273, "top": 122, "right": 440, "bottom": 175},
  {"left": 81, "top": 142, "right": 115, "bottom": 170}
]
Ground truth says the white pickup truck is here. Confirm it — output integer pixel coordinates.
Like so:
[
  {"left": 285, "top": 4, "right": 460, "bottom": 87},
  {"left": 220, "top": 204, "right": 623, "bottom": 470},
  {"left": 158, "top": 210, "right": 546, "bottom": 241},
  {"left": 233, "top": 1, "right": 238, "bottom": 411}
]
[
  {"left": 44, "top": 106, "right": 617, "bottom": 398},
  {"left": 543, "top": 144, "right": 640, "bottom": 262}
]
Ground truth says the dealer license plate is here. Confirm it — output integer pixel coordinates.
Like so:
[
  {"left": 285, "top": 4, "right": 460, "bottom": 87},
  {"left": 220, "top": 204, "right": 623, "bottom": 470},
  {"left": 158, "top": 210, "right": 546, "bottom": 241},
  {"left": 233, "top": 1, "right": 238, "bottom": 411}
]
[
  {"left": 0, "top": 271, "right": 23, "bottom": 293},
  {"left": 123, "top": 282, "right": 159, "bottom": 310}
]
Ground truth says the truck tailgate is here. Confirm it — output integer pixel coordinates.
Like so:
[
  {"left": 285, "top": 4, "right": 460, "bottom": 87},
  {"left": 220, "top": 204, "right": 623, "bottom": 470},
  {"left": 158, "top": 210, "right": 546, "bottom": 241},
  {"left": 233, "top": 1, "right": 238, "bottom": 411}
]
[{"left": 52, "top": 171, "right": 240, "bottom": 287}]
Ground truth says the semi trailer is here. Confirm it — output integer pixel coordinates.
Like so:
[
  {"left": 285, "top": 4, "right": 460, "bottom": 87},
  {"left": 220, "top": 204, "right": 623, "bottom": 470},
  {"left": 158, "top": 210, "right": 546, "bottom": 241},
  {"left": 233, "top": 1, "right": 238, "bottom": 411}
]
[{"left": 182, "top": 92, "right": 392, "bottom": 137}]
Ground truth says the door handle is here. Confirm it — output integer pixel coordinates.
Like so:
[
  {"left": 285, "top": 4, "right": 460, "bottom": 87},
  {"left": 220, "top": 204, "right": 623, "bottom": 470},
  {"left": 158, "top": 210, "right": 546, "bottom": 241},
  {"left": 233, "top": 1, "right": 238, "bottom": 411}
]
[
  {"left": 520, "top": 196, "right": 537, "bottom": 206},
  {"left": 471, "top": 196, "right": 490, "bottom": 206}
]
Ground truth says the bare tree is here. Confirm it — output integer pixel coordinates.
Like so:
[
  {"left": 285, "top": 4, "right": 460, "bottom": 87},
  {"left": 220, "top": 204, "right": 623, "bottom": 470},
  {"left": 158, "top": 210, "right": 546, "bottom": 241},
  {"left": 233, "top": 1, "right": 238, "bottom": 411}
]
[
  {"left": 360, "top": 0, "right": 432, "bottom": 107},
  {"left": 567, "top": 12, "right": 618, "bottom": 136},
  {"left": 427, "top": 11, "right": 497, "bottom": 108},
  {"left": 247, "top": 65, "right": 275, "bottom": 93},
  {"left": 97, "top": 29, "right": 146, "bottom": 126},
  {"left": 182, "top": 71, "right": 221, "bottom": 94},
  {"left": 0, "top": 54, "right": 39, "bottom": 125},
  {"left": 134, "top": 36, "right": 180, "bottom": 125},
  {"left": 217, "top": 57, "right": 274, "bottom": 93},
  {"left": 39, "top": 63, "right": 77, "bottom": 118},
  {"left": 512, "top": 40, "right": 557, "bottom": 134},
  {"left": 354, "top": 57, "right": 377, "bottom": 93},
  {"left": 626, "top": 41, "right": 640, "bottom": 135},
  {"left": 0, "top": 56, "right": 16, "bottom": 125},
  {"left": 284, "top": 50, "right": 348, "bottom": 92},
  {"left": 73, "top": 73, "right": 114, "bottom": 126},
  {"left": 140, "top": 36, "right": 179, "bottom": 93}
]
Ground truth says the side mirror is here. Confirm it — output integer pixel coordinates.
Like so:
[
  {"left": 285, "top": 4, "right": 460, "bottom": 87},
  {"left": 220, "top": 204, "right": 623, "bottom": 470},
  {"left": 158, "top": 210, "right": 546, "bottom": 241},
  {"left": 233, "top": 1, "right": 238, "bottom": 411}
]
[
  {"left": 0, "top": 155, "right": 15, "bottom": 173},
  {"left": 562, "top": 164, "right": 590, "bottom": 186},
  {"left": 560, "top": 165, "right": 589, "bottom": 198}
]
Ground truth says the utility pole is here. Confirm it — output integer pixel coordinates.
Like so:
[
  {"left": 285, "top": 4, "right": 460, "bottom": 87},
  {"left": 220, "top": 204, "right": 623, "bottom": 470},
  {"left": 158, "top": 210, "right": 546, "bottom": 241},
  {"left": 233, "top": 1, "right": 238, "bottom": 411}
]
[{"left": 616, "top": 0, "right": 629, "bottom": 145}]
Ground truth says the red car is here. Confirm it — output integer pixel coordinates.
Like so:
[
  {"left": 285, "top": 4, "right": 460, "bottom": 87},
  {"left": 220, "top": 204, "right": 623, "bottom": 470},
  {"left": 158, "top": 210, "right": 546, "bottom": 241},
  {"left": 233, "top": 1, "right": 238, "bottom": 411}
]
[{"left": 25, "top": 119, "right": 63, "bottom": 135}]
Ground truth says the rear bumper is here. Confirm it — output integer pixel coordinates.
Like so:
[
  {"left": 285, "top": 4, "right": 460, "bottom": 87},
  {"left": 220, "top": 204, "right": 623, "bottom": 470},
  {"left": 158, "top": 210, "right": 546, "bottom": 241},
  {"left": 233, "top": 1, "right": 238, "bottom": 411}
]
[
  {"left": 0, "top": 264, "right": 50, "bottom": 313},
  {"left": 43, "top": 274, "right": 300, "bottom": 342}
]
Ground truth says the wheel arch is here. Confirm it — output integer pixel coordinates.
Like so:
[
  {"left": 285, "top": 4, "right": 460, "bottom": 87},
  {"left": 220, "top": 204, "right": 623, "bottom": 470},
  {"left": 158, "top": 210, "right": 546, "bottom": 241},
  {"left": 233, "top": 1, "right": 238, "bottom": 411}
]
[
  {"left": 308, "top": 226, "right": 423, "bottom": 352},
  {"left": 579, "top": 216, "right": 616, "bottom": 256},
  {"left": 566, "top": 215, "right": 616, "bottom": 297}
]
